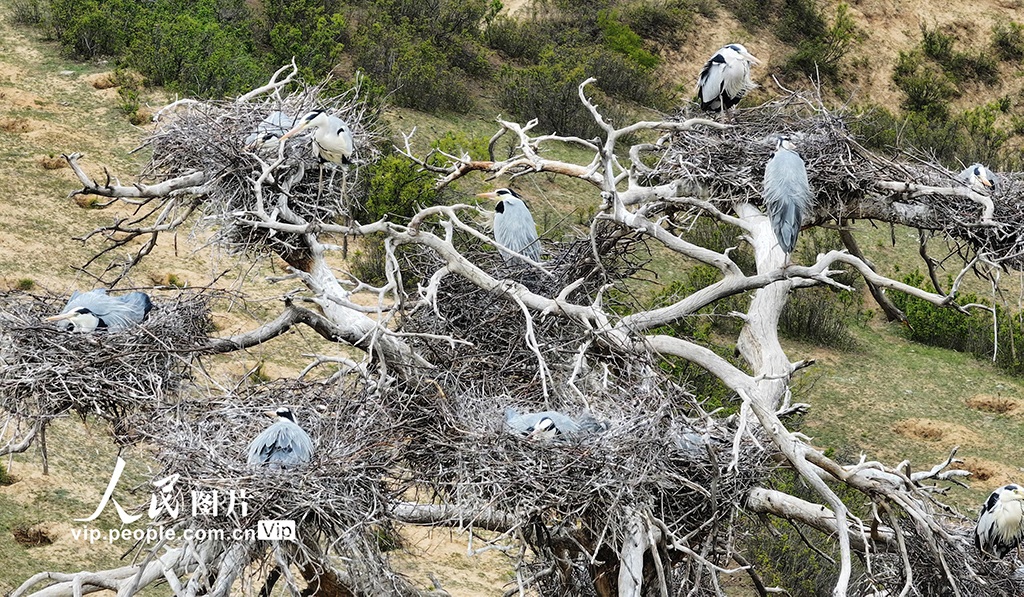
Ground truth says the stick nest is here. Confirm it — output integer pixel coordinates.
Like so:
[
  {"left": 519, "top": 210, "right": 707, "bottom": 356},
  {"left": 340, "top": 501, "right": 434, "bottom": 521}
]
[
  {"left": 135, "top": 82, "right": 382, "bottom": 257},
  {"left": 660, "top": 94, "right": 1024, "bottom": 266},
  {"left": 128, "top": 378, "right": 409, "bottom": 594},
  {"left": 392, "top": 226, "right": 773, "bottom": 592},
  {"left": 0, "top": 290, "right": 211, "bottom": 429}
]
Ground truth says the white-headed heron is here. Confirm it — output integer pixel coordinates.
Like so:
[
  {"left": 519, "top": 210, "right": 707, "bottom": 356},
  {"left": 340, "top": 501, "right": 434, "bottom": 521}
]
[
  {"left": 477, "top": 188, "right": 541, "bottom": 264},
  {"left": 45, "top": 289, "right": 153, "bottom": 332},
  {"left": 698, "top": 44, "right": 760, "bottom": 113},
  {"left": 763, "top": 135, "right": 813, "bottom": 256},
  {"left": 975, "top": 484, "right": 1024, "bottom": 558}
]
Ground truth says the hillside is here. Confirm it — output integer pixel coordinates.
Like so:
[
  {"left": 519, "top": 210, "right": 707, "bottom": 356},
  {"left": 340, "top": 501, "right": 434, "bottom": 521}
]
[{"left": 1, "top": 0, "right": 1023, "bottom": 595}]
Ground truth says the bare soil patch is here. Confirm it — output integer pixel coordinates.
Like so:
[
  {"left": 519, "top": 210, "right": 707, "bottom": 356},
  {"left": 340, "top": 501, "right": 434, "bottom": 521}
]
[
  {"left": 961, "top": 457, "right": 1020, "bottom": 489},
  {"left": 966, "top": 393, "right": 1020, "bottom": 414},
  {"left": 12, "top": 524, "right": 53, "bottom": 547},
  {"left": 892, "top": 418, "right": 982, "bottom": 446},
  {"left": 0, "top": 116, "right": 31, "bottom": 133}
]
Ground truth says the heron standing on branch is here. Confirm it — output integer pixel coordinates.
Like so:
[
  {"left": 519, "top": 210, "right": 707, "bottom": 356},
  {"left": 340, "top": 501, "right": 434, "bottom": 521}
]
[
  {"left": 697, "top": 44, "right": 761, "bottom": 114},
  {"left": 975, "top": 484, "right": 1024, "bottom": 559},
  {"left": 477, "top": 188, "right": 541, "bottom": 264},
  {"left": 763, "top": 135, "right": 813, "bottom": 258},
  {"left": 247, "top": 406, "right": 314, "bottom": 469},
  {"left": 45, "top": 289, "right": 153, "bottom": 332}
]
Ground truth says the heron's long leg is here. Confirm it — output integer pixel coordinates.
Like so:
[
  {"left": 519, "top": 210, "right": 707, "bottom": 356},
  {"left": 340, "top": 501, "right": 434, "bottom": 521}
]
[{"left": 317, "top": 163, "right": 324, "bottom": 202}]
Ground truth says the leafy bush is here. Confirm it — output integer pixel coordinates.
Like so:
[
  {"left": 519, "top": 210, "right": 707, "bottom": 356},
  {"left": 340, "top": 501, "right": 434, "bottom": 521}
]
[
  {"left": 622, "top": 0, "right": 693, "bottom": 43},
  {"left": 597, "top": 10, "right": 659, "bottom": 69},
  {"left": 261, "top": 0, "right": 347, "bottom": 80},
  {"left": 993, "top": 22, "right": 1024, "bottom": 61},
  {"left": 918, "top": 25, "right": 999, "bottom": 85},
  {"left": 890, "top": 270, "right": 1024, "bottom": 376},
  {"left": 782, "top": 3, "right": 863, "bottom": 83},
  {"left": 892, "top": 51, "right": 957, "bottom": 120},
  {"left": 10, "top": 0, "right": 51, "bottom": 27},
  {"left": 484, "top": 17, "right": 548, "bottom": 62},
  {"left": 355, "top": 20, "right": 476, "bottom": 113}
]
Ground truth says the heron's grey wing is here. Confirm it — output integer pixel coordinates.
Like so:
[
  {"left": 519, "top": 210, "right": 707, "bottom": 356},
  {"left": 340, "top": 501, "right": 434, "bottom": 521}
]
[
  {"left": 61, "top": 289, "right": 103, "bottom": 315},
  {"left": 504, "top": 409, "right": 534, "bottom": 433},
  {"left": 763, "top": 150, "right": 812, "bottom": 254},
  {"left": 494, "top": 202, "right": 540, "bottom": 262},
  {"left": 91, "top": 293, "right": 151, "bottom": 331},
  {"left": 120, "top": 292, "right": 152, "bottom": 319},
  {"left": 957, "top": 165, "right": 975, "bottom": 181},
  {"left": 260, "top": 111, "right": 293, "bottom": 136},
  {"left": 247, "top": 422, "right": 313, "bottom": 467},
  {"left": 575, "top": 414, "right": 609, "bottom": 434},
  {"left": 698, "top": 55, "right": 726, "bottom": 109},
  {"left": 327, "top": 116, "right": 354, "bottom": 156},
  {"left": 540, "top": 411, "right": 581, "bottom": 433}
]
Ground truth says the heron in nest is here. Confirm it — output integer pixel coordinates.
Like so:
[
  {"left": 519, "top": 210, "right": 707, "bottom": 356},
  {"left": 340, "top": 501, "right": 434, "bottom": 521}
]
[
  {"left": 697, "top": 43, "right": 760, "bottom": 114},
  {"left": 281, "top": 109, "right": 354, "bottom": 199},
  {"left": 247, "top": 406, "right": 314, "bottom": 469},
  {"left": 763, "top": 134, "right": 813, "bottom": 258},
  {"left": 45, "top": 289, "right": 153, "bottom": 333},
  {"left": 281, "top": 110, "right": 354, "bottom": 165},
  {"left": 975, "top": 484, "right": 1024, "bottom": 559},
  {"left": 244, "top": 111, "right": 294, "bottom": 153},
  {"left": 477, "top": 188, "right": 541, "bottom": 264},
  {"left": 958, "top": 163, "right": 995, "bottom": 191},
  {"left": 505, "top": 408, "right": 608, "bottom": 441}
]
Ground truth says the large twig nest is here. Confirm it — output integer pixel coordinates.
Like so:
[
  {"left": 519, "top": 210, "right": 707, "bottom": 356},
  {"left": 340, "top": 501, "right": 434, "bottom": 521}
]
[{"left": 0, "top": 290, "right": 210, "bottom": 429}]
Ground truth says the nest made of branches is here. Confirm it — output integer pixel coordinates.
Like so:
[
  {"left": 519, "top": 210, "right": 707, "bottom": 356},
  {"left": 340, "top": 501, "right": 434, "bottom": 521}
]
[
  {"left": 127, "top": 378, "right": 409, "bottom": 594},
  {"left": 387, "top": 223, "right": 772, "bottom": 593},
  {"left": 662, "top": 94, "right": 1024, "bottom": 266},
  {"left": 0, "top": 290, "right": 211, "bottom": 427},
  {"left": 136, "top": 81, "right": 383, "bottom": 257}
]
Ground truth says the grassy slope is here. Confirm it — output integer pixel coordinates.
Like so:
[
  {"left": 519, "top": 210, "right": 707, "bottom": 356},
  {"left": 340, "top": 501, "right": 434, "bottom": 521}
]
[{"left": 1, "top": 1, "right": 1023, "bottom": 594}]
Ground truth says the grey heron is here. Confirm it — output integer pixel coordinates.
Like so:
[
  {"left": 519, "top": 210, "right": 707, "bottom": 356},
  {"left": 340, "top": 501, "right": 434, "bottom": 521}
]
[
  {"left": 958, "top": 163, "right": 995, "bottom": 191},
  {"left": 504, "top": 408, "right": 608, "bottom": 440},
  {"left": 975, "top": 484, "right": 1024, "bottom": 558},
  {"left": 247, "top": 406, "right": 315, "bottom": 468},
  {"left": 280, "top": 110, "right": 354, "bottom": 165},
  {"left": 45, "top": 289, "right": 153, "bottom": 332},
  {"left": 244, "top": 110, "right": 293, "bottom": 152},
  {"left": 763, "top": 135, "right": 813, "bottom": 256},
  {"left": 698, "top": 44, "right": 760, "bottom": 113},
  {"left": 477, "top": 188, "right": 541, "bottom": 263}
]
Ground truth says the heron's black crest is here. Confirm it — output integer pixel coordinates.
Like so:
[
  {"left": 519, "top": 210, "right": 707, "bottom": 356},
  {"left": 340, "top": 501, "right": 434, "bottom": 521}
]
[
  {"left": 275, "top": 406, "right": 296, "bottom": 423},
  {"left": 711, "top": 54, "right": 726, "bottom": 64}
]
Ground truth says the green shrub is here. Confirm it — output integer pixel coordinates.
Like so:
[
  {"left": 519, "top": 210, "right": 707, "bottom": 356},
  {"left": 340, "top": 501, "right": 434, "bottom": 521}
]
[
  {"left": 918, "top": 25, "right": 999, "bottom": 85},
  {"left": 117, "top": 86, "right": 139, "bottom": 116},
  {"left": 350, "top": 235, "right": 390, "bottom": 286},
  {"left": 10, "top": 0, "right": 51, "bottom": 27},
  {"left": 262, "top": 0, "right": 347, "bottom": 80},
  {"left": 361, "top": 153, "right": 442, "bottom": 223},
  {"left": 892, "top": 51, "right": 957, "bottom": 120},
  {"left": 49, "top": 0, "right": 127, "bottom": 58},
  {"left": 993, "top": 22, "right": 1024, "bottom": 61},
  {"left": 782, "top": 3, "right": 863, "bottom": 83},
  {"left": 15, "top": 278, "right": 35, "bottom": 291},
  {"left": 623, "top": 0, "right": 693, "bottom": 43},
  {"left": 124, "top": 14, "right": 266, "bottom": 96},
  {"left": 597, "top": 10, "right": 659, "bottom": 69},
  {"left": 889, "top": 270, "right": 1024, "bottom": 376},
  {"left": 484, "top": 17, "right": 548, "bottom": 62},
  {"left": 355, "top": 21, "right": 474, "bottom": 113}
]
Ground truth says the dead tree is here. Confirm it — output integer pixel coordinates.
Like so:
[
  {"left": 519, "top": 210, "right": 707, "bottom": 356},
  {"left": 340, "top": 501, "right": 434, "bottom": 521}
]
[{"left": 11, "top": 65, "right": 1024, "bottom": 597}]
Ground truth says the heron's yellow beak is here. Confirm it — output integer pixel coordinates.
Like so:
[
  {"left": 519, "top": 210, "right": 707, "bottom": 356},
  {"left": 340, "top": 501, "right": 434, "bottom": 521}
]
[
  {"left": 265, "top": 411, "right": 279, "bottom": 418},
  {"left": 741, "top": 50, "right": 762, "bottom": 65},
  {"left": 980, "top": 176, "right": 993, "bottom": 188},
  {"left": 44, "top": 312, "right": 75, "bottom": 322},
  {"left": 476, "top": 192, "right": 498, "bottom": 199},
  {"left": 280, "top": 124, "right": 307, "bottom": 141}
]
